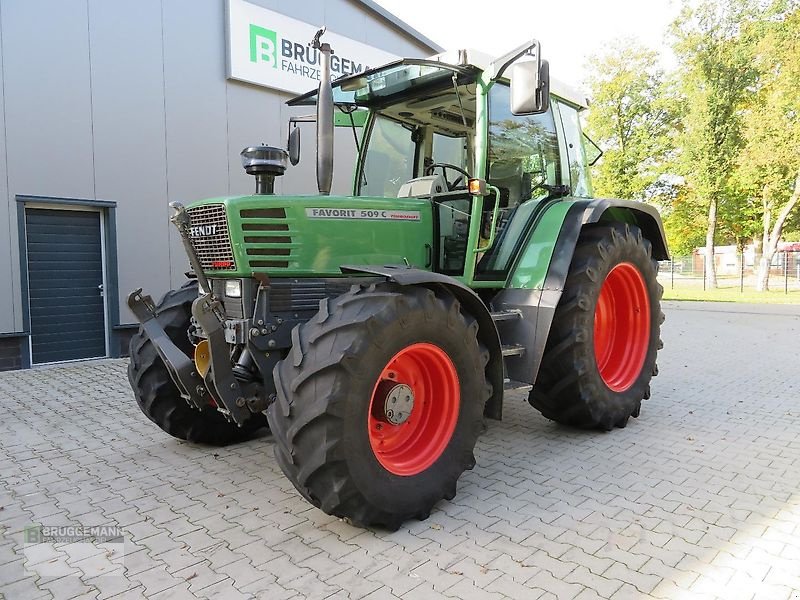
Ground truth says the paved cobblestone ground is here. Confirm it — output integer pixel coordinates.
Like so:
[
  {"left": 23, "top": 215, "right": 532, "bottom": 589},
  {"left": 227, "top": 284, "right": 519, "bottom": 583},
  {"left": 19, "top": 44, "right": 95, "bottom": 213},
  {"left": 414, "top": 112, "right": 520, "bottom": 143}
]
[{"left": 1, "top": 301, "right": 800, "bottom": 600}]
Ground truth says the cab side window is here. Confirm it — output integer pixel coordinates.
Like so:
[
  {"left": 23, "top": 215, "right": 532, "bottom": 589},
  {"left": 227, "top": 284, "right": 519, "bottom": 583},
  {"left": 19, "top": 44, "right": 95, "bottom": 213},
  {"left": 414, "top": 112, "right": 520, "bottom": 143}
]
[
  {"left": 476, "top": 84, "right": 560, "bottom": 277},
  {"left": 556, "top": 101, "right": 592, "bottom": 198},
  {"left": 487, "top": 83, "right": 560, "bottom": 208}
]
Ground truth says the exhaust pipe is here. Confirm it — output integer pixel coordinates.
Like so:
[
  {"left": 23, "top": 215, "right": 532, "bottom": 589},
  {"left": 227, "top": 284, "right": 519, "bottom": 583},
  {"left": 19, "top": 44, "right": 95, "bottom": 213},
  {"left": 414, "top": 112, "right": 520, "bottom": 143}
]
[{"left": 312, "top": 27, "right": 334, "bottom": 195}]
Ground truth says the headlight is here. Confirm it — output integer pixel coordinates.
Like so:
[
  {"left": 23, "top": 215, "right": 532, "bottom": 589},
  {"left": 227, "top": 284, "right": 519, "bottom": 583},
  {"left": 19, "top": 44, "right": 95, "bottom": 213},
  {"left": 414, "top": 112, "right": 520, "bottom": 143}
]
[{"left": 225, "top": 280, "right": 242, "bottom": 298}]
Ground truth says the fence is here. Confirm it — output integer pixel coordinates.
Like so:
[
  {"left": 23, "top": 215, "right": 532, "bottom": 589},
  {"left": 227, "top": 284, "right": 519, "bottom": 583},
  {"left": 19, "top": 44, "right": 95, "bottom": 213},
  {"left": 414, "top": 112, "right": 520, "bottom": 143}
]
[{"left": 657, "top": 251, "right": 800, "bottom": 294}]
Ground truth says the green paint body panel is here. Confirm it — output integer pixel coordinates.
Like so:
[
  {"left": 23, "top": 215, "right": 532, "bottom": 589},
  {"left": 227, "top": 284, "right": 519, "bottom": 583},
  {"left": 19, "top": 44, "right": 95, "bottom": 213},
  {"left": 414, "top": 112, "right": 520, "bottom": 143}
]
[
  {"left": 508, "top": 201, "right": 573, "bottom": 289},
  {"left": 188, "top": 195, "right": 434, "bottom": 278},
  {"left": 334, "top": 110, "right": 368, "bottom": 127}
]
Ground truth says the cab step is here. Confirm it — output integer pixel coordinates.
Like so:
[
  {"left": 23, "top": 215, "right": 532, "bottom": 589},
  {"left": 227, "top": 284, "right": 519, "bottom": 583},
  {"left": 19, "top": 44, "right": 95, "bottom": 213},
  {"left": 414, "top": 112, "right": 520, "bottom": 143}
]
[
  {"left": 504, "top": 378, "right": 533, "bottom": 393},
  {"left": 490, "top": 309, "right": 522, "bottom": 322},
  {"left": 501, "top": 344, "right": 525, "bottom": 357}
]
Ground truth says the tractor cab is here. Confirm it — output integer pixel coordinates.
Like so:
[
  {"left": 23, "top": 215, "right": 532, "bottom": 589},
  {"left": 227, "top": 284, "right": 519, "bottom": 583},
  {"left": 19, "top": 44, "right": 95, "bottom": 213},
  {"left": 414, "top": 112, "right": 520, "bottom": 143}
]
[{"left": 286, "top": 42, "right": 574, "bottom": 285}]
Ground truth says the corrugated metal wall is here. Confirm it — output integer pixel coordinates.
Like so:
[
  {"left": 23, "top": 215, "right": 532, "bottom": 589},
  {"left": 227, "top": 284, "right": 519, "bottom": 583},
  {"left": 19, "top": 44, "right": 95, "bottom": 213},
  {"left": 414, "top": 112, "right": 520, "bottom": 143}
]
[{"left": 0, "top": 0, "right": 434, "bottom": 338}]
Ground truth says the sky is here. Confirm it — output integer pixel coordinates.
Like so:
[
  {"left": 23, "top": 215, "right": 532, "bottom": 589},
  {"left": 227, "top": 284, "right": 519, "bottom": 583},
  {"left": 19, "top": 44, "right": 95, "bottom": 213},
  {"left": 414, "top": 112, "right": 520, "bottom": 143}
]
[{"left": 374, "top": 0, "right": 683, "bottom": 92}]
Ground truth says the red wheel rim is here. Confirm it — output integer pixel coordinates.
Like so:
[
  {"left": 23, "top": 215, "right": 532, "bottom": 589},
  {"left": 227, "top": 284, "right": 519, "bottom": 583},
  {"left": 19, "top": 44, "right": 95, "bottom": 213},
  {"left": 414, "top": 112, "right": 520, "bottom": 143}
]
[
  {"left": 368, "top": 343, "right": 460, "bottom": 476},
  {"left": 594, "top": 263, "right": 650, "bottom": 392}
]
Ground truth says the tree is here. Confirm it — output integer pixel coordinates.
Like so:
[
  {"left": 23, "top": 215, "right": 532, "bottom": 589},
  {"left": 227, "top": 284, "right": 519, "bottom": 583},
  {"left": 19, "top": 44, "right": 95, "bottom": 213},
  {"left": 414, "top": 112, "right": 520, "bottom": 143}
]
[
  {"left": 659, "top": 181, "right": 708, "bottom": 256},
  {"left": 736, "top": 3, "right": 800, "bottom": 290},
  {"left": 671, "top": 0, "right": 759, "bottom": 288},
  {"left": 584, "top": 41, "right": 678, "bottom": 200}
]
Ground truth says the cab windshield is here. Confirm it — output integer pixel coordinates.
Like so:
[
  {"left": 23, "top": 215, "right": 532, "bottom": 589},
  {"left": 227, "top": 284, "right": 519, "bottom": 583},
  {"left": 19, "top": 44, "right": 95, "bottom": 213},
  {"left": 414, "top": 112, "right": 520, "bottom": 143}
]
[
  {"left": 355, "top": 69, "right": 477, "bottom": 197},
  {"left": 351, "top": 78, "right": 477, "bottom": 276},
  {"left": 359, "top": 115, "right": 470, "bottom": 197}
]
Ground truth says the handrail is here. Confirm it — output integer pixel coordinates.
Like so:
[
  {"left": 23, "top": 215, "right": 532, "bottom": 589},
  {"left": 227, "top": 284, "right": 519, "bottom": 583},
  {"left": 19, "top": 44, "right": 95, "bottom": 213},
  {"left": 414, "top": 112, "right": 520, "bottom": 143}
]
[{"left": 474, "top": 184, "right": 501, "bottom": 254}]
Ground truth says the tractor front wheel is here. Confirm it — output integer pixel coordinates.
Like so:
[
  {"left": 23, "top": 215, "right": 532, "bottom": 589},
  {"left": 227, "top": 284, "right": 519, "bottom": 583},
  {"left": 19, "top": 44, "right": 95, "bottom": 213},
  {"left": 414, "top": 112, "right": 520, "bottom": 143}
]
[
  {"left": 128, "top": 281, "right": 268, "bottom": 445},
  {"left": 267, "top": 284, "right": 490, "bottom": 529},
  {"left": 530, "top": 223, "right": 663, "bottom": 430}
]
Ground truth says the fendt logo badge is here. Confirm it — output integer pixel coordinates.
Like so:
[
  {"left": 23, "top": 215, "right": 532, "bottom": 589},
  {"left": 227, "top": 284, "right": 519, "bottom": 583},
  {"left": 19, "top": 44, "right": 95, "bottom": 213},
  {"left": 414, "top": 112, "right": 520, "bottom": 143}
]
[{"left": 191, "top": 225, "right": 218, "bottom": 237}]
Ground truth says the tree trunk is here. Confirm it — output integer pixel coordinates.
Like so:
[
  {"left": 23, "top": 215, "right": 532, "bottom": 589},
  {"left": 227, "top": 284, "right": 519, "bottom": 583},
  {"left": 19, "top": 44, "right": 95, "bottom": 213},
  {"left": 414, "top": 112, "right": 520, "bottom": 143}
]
[
  {"left": 757, "top": 185, "right": 773, "bottom": 292},
  {"left": 705, "top": 197, "right": 718, "bottom": 289},
  {"left": 756, "top": 170, "right": 800, "bottom": 292},
  {"left": 756, "top": 247, "right": 775, "bottom": 291},
  {"left": 752, "top": 236, "right": 762, "bottom": 284}
]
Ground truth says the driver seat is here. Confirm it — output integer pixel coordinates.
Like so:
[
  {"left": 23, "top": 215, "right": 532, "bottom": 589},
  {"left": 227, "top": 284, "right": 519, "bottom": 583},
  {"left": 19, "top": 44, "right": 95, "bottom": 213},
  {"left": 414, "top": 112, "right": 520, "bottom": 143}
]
[{"left": 397, "top": 174, "right": 448, "bottom": 198}]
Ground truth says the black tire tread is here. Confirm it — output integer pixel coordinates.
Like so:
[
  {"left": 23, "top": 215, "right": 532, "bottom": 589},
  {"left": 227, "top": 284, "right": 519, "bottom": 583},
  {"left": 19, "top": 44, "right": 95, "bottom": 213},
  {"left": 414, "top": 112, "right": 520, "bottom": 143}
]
[
  {"left": 268, "top": 283, "right": 490, "bottom": 530},
  {"left": 128, "top": 281, "right": 267, "bottom": 446},
  {"left": 530, "top": 223, "right": 664, "bottom": 430}
]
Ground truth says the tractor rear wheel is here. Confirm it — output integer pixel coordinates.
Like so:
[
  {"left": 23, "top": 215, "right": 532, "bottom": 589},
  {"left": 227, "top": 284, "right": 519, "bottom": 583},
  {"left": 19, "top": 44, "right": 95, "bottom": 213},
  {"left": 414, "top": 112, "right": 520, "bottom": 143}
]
[
  {"left": 267, "top": 283, "right": 490, "bottom": 529},
  {"left": 128, "top": 281, "right": 267, "bottom": 445},
  {"left": 530, "top": 223, "right": 663, "bottom": 430}
]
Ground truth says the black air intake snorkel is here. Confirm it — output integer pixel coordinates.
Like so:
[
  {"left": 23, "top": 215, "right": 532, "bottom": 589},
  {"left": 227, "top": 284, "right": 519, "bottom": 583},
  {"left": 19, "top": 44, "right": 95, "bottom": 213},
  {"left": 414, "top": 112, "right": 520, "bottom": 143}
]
[
  {"left": 240, "top": 145, "right": 288, "bottom": 195},
  {"left": 312, "top": 27, "right": 334, "bottom": 195}
]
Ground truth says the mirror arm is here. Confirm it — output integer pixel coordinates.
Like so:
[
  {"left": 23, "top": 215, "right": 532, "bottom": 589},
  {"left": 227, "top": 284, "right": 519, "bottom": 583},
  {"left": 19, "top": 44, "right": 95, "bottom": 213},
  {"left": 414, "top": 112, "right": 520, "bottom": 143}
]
[{"left": 487, "top": 39, "right": 540, "bottom": 81}]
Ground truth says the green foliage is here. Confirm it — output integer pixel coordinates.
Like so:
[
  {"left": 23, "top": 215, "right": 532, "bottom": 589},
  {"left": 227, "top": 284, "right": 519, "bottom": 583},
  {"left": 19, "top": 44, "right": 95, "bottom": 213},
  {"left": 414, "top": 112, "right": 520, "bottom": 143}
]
[
  {"left": 661, "top": 187, "right": 707, "bottom": 255},
  {"left": 735, "top": 3, "right": 800, "bottom": 245},
  {"left": 584, "top": 0, "right": 800, "bottom": 265},
  {"left": 671, "top": 0, "right": 759, "bottom": 199},
  {"left": 584, "top": 41, "right": 678, "bottom": 200}
]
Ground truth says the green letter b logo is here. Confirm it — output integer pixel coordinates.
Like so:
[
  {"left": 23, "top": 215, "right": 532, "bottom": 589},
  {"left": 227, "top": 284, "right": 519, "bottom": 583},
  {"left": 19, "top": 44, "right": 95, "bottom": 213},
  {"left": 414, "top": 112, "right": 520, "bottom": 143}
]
[{"left": 249, "top": 24, "right": 278, "bottom": 68}]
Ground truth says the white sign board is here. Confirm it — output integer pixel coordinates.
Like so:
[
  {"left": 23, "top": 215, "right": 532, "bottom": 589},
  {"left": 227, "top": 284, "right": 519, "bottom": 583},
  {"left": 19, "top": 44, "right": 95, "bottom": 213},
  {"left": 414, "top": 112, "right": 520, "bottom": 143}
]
[{"left": 226, "top": 0, "right": 399, "bottom": 95}]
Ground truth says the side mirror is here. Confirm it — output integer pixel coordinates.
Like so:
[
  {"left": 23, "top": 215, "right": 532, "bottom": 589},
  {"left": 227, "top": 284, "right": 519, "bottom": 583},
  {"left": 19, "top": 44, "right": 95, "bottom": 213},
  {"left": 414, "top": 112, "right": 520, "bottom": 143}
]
[
  {"left": 288, "top": 126, "right": 300, "bottom": 166},
  {"left": 510, "top": 59, "right": 550, "bottom": 115}
]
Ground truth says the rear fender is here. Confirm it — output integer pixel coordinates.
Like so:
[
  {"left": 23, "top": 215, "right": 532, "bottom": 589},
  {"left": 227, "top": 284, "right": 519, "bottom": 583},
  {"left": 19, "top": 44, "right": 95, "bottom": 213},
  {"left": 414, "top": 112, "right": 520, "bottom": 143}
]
[
  {"left": 495, "top": 198, "right": 668, "bottom": 387},
  {"left": 587, "top": 199, "right": 669, "bottom": 261},
  {"left": 340, "top": 265, "right": 505, "bottom": 420}
]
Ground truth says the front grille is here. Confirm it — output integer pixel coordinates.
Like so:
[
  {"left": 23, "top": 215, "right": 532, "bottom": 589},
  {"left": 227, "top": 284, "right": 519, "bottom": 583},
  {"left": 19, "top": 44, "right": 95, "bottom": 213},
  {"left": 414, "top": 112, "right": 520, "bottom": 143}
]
[
  {"left": 240, "top": 207, "right": 292, "bottom": 270},
  {"left": 186, "top": 204, "right": 236, "bottom": 271}
]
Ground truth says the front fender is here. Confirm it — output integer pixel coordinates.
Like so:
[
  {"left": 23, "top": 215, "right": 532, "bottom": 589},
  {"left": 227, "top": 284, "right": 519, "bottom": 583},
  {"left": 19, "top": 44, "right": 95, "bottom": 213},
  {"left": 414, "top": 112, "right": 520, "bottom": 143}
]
[{"left": 340, "top": 265, "right": 505, "bottom": 420}]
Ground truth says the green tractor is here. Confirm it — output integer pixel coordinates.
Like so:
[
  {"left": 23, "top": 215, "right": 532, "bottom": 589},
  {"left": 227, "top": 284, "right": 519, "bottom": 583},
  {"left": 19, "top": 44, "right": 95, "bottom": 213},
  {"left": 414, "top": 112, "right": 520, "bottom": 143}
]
[{"left": 127, "top": 31, "right": 666, "bottom": 529}]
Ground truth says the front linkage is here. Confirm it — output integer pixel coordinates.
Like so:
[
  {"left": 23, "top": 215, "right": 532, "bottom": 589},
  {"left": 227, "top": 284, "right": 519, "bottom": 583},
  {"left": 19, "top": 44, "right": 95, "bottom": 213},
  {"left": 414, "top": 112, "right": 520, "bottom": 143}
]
[
  {"left": 127, "top": 202, "right": 382, "bottom": 429},
  {"left": 128, "top": 202, "right": 269, "bottom": 426}
]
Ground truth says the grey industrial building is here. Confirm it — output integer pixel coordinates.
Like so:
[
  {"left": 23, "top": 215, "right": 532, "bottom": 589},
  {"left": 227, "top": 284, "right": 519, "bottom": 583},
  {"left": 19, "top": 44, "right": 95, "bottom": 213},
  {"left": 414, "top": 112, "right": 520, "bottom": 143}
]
[{"left": 0, "top": 0, "right": 441, "bottom": 370}]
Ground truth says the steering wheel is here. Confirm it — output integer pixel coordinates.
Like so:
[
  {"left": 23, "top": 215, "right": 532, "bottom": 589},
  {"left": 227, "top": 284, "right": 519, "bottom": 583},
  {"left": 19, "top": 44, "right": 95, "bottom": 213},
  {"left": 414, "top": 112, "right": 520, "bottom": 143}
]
[{"left": 425, "top": 163, "right": 470, "bottom": 191}]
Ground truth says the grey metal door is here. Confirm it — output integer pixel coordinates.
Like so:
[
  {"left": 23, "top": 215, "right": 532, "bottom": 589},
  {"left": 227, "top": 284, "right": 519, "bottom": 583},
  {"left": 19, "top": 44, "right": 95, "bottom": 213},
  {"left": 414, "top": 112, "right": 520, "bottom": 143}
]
[{"left": 25, "top": 208, "right": 107, "bottom": 364}]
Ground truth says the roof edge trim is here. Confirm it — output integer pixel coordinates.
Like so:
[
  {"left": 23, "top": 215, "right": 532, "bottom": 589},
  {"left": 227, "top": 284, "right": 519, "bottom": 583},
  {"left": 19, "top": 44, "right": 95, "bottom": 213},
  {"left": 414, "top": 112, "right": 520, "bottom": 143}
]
[{"left": 349, "top": 0, "right": 444, "bottom": 54}]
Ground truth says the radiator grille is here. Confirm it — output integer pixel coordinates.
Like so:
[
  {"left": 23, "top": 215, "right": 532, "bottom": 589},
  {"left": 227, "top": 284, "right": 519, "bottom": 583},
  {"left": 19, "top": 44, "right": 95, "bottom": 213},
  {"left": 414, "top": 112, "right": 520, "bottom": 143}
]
[
  {"left": 240, "top": 207, "right": 292, "bottom": 270},
  {"left": 269, "top": 279, "right": 368, "bottom": 312},
  {"left": 186, "top": 204, "right": 236, "bottom": 271}
]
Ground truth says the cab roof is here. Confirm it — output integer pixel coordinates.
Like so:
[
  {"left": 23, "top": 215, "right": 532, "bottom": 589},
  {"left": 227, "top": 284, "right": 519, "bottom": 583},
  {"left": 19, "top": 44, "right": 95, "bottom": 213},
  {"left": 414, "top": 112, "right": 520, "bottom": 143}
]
[
  {"left": 288, "top": 49, "right": 589, "bottom": 110},
  {"left": 432, "top": 48, "right": 589, "bottom": 110}
]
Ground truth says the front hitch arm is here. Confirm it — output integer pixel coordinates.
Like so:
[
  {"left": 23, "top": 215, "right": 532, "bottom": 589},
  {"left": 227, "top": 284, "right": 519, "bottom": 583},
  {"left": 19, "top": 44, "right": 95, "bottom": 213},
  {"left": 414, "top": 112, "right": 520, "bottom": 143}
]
[
  {"left": 127, "top": 288, "right": 255, "bottom": 426},
  {"left": 169, "top": 201, "right": 213, "bottom": 296},
  {"left": 127, "top": 288, "right": 208, "bottom": 412},
  {"left": 191, "top": 293, "right": 253, "bottom": 425}
]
